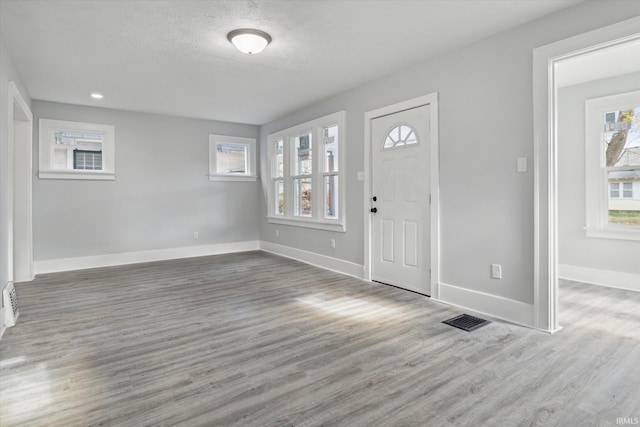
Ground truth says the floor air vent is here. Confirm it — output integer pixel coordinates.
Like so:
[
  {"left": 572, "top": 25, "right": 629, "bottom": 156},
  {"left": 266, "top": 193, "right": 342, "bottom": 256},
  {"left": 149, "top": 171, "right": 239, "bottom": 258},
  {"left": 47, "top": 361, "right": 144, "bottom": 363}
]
[
  {"left": 443, "top": 314, "right": 490, "bottom": 332},
  {"left": 3, "top": 282, "right": 19, "bottom": 327}
]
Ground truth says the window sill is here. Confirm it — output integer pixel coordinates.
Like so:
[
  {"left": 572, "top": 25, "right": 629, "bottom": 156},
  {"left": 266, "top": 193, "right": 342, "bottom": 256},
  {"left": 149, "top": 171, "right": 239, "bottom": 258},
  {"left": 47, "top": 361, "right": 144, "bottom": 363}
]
[
  {"left": 267, "top": 216, "right": 345, "bottom": 232},
  {"left": 585, "top": 226, "right": 640, "bottom": 241},
  {"left": 39, "top": 170, "right": 115, "bottom": 181},
  {"left": 208, "top": 175, "right": 257, "bottom": 182}
]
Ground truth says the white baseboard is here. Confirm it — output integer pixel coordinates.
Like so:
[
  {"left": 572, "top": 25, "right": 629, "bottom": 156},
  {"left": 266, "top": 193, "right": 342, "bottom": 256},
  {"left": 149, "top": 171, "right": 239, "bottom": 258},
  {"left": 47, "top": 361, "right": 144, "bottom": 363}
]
[
  {"left": 559, "top": 264, "right": 640, "bottom": 292},
  {"left": 34, "top": 241, "right": 261, "bottom": 274},
  {"left": 434, "top": 282, "right": 535, "bottom": 328},
  {"left": 33, "top": 240, "right": 363, "bottom": 279},
  {"left": 259, "top": 241, "right": 365, "bottom": 280},
  {"left": 0, "top": 282, "right": 6, "bottom": 340}
]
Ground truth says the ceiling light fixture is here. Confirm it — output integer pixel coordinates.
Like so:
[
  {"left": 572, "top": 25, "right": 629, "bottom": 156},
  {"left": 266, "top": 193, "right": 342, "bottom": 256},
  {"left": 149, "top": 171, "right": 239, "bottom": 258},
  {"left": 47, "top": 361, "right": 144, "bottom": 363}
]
[
  {"left": 227, "top": 29, "right": 272, "bottom": 55},
  {"left": 90, "top": 92, "right": 104, "bottom": 99}
]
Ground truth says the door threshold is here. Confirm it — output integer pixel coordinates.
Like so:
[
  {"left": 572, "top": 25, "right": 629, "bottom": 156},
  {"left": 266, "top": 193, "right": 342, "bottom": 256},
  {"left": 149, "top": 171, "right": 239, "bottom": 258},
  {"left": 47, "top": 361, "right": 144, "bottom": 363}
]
[{"left": 372, "top": 280, "right": 431, "bottom": 298}]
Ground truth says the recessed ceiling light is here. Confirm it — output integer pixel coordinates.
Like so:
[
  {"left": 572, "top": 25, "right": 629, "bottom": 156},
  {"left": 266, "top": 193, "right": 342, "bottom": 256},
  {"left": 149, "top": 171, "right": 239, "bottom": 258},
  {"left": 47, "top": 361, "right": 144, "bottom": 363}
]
[
  {"left": 90, "top": 92, "right": 104, "bottom": 99},
  {"left": 227, "top": 29, "right": 272, "bottom": 55}
]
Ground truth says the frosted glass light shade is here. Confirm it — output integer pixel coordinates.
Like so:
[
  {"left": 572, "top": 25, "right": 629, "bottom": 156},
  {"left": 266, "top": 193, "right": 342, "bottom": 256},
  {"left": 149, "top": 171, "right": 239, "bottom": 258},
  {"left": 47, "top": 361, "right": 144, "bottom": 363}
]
[{"left": 227, "top": 29, "right": 272, "bottom": 54}]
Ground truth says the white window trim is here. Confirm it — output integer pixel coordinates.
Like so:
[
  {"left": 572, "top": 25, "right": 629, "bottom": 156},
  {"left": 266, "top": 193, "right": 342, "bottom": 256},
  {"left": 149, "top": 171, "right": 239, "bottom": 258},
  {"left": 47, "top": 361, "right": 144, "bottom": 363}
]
[
  {"left": 39, "top": 119, "right": 115, "bottom": 180},
  {"left": 208, "top": 135, "right": 257, "bottom": 182},
  {"left": 267, "top": 111, "right": 346, "bottom": 232},
  {"left": 585, "top": 90, "right": 640, "bottom": 241}
]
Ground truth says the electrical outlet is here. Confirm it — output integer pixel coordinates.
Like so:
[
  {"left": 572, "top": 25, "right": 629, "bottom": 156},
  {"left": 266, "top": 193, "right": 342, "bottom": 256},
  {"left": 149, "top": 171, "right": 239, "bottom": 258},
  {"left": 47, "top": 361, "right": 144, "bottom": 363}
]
[
  {"left": 193, "top": 231, "right": 199, "bottom": 239},
  {"left": 491, "top": 264, "right": 502, "bottom": 279},
  {"left": 330, "top": 238, "right": 336, "bottom": 249},
  {"left": 275, "top": 229, "right": 280, "bottom": 238}
]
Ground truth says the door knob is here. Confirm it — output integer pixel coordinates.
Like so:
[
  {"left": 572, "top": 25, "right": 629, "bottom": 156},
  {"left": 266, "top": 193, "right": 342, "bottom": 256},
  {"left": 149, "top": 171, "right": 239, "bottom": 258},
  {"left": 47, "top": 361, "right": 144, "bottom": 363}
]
[
  {"left": 372, "top": 196, "right": 377, "bottom": 201},
  {"left": 370, "top": 207, "right": 377, "bottom": 213}
]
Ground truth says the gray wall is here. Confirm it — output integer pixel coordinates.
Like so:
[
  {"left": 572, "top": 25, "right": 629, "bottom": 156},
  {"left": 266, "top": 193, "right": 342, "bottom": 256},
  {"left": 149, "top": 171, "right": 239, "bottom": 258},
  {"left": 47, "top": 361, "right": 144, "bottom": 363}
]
[
  {"left": 1, "top": 39, "right": 32, "bottom": 332},
  {"left": 33, "top": 101, "right": 260, "bottom": 261},
  {"left": 558, "top": 72, "right": 640, "bottom": 275},
  {"left": 259, "top": 1, "right": 640, "bottom": 305}
]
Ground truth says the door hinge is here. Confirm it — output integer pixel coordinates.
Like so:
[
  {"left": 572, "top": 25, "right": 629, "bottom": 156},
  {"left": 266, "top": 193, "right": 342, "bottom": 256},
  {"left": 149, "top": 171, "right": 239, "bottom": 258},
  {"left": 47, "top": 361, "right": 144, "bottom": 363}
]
[{"left": 429, "top": 194, "right": 431, "bottom": 204}]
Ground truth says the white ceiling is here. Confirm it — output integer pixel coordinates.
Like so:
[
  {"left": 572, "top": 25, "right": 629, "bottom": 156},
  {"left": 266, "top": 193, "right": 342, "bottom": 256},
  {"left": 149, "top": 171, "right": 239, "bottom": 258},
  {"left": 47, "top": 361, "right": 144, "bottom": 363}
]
[
  {"left": 1, "top": 0, "right": 584, "bottom": 125},
  {"left": 556, "top": 38, "right": 640, "bottom": 88}
]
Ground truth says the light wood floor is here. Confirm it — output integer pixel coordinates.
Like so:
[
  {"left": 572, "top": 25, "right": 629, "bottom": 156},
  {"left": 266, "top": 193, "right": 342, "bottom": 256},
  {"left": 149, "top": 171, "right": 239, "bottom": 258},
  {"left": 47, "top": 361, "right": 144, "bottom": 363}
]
[{"left": 1, "top": 251, "right": 638, "bottom": 426}]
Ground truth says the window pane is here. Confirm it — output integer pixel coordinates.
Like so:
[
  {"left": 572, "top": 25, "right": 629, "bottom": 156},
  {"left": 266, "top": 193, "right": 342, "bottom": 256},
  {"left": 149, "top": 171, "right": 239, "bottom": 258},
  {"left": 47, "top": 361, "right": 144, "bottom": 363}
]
[
  {"left": 74, "top": 150, "right": 102, "bottom": 170},
  {"left": 274, "top": 140, "right": 284, "bottom": 178},
  {"left": 400, "top": 125, "right": 411, "bottom": 141},
  {"left": 294, "top": 133, "right": 312, "bottom": 175},
  {"left": 383, "top": 125, "right": 417, "bottom": 148},
  {"left": 216, "top": 144, "right": 247, "bottom": 175},
  {"left": 610, "top": 182, "right": 619, "bottom": 198},
  {"left": 603, "top": 107, "right": 640, "bottom": 167},
  {"left": 323, "top": 125, "right": 339, "bottom": 173},
  {"left": 608, "top": 172, "right": 640, "bottom": 225},
  {"left": 274, "top": 180, "right": 284, "bottom": 215},
  {"left": 55, "top": 131, "right": 104, "bottom": 146},
  {"left": 294, "top": 178, "right": 312, "bottom": 217},
  {"left": 324, "top": 175, "right": 338, "bottom": 219}
]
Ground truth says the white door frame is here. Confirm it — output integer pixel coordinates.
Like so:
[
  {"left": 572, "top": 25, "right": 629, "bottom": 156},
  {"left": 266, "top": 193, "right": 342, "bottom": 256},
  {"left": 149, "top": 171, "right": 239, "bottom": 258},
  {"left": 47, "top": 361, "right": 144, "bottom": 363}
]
[
  {"left": 364, "top": 93, "right": 440, "bottom": 298},
  {"left": 532, "top": 17, "right": 640, "bottom": 332},
  {"left": 8, "top": 81, "right": 34, "bottom": 283}
]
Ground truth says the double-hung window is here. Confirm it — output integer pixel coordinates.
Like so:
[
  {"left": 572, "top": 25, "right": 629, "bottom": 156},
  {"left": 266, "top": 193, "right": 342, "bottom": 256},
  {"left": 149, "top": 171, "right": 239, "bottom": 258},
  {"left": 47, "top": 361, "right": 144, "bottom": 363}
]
[
  {"left": 585, "top": 90, "right": 640, "bottom": 240},
  {"left": 39, "top": 119, "right": 115, "bottom": 180},
  {"left": 267, "top": 111, "right": 345, "bottom": 231}
]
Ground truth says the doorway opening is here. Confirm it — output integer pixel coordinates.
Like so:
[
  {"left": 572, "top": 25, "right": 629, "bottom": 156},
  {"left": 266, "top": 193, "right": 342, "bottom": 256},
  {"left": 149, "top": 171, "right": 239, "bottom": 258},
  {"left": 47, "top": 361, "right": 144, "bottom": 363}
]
[
  {"left": 8, "top": 81, "right": 34, "bottom": 284},
  {"left": 533, "top": 17, "right": 640, "bottom": 332},
  {"left": 556, "top": 40, "right": 640, "bottom": 330}
]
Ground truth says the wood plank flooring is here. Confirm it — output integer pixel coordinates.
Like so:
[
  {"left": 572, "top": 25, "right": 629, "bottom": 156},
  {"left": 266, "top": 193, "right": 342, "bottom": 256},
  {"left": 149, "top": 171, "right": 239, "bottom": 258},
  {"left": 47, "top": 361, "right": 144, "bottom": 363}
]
[{"left": 1, "top": 251, "right": 638, "bottom": 426}]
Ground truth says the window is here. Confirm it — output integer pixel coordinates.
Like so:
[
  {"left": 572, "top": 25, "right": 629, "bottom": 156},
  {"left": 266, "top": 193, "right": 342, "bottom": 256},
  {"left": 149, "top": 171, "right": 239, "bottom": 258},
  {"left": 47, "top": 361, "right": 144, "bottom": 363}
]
[
  {"left": 383, "top": 125, "right": 418, "bottom": 148},
  {"left": 267, "top": 111, "right": 345, "bottom": 231},
  {"left": 609, "top": 182, "right": 635, "bottom": 199},
  {"left": 293, "top": 133, "right": 313, "bottom": 216},
  {"left": 610, "top": 182, "right": 620, "bottom": 198},
  {"left": 208, "top": 135, "right": 257, "bottom": 182},
  {"left": 74, "top": 150, "right": 102, "bottom": 170},
  {"left": 585, "top": 91, "right": 640, "bottom": 240},
  {"left": 39, "top": 119, "right": 115, "bottom": 180},
  {"left": 623, "top": 182, "right": 633, "bottom": 198},
  {"left": 323, "top": 124, "right": 339, "bottom": 219}
]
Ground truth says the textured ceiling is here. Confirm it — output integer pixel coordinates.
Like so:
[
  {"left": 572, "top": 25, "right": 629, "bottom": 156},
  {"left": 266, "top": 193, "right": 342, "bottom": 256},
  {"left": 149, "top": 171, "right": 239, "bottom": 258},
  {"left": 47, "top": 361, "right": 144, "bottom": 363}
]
[{"left": 1, "top": 0, "right": 584, "bottom": 125}]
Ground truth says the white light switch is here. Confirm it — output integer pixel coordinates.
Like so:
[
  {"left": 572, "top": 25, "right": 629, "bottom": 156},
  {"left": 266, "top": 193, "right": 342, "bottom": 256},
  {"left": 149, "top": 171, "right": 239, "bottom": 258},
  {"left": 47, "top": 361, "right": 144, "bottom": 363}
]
[
  {"left": 517, "top": 157, "right": 527, "bottom": 173},
  {"left": 491, "top": 264, "right": 502, "bottom": 279}
]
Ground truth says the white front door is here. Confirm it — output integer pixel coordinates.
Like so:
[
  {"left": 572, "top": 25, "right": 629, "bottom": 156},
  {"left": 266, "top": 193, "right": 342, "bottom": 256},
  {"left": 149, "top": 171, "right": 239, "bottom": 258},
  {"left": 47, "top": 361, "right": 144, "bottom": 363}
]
[{"left": 370, "top": 104, "right": 430, "bottom": 294}]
